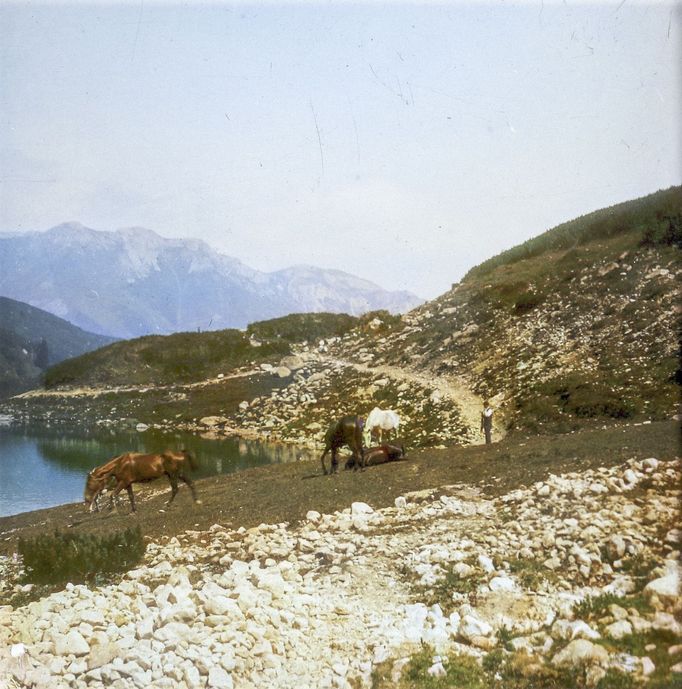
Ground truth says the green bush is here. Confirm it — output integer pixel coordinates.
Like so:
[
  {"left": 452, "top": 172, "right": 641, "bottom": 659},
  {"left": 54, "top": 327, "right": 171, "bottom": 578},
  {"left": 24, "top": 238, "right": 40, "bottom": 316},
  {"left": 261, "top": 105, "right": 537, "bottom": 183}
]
[
  {"left": 247, "top": 312, "right": 358, "bottom": 343},
  {"left": 18, "top": 527, "right": 145, "bottom": 586},
  {"left": 513, "top": 290, "right": 544, "bottom": 314},
  {"left": 533, "top": 374, "right": 636, "bottom": 420},
  {"left": 639, "top": 212, "right": 682, "bottom": 248}
]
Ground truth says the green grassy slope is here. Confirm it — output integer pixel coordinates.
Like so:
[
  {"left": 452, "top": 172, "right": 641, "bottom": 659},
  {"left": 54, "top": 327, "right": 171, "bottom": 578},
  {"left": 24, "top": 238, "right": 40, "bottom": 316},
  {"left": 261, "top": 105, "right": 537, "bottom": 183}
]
[
  {"left": 44, "top": 312, "right": 359, "bottom": 387},
  {"left": 466, "top": 186, "right": 681, "bottom": 279},
  {"left": 335, "top": 186, "right": 681, "bottom": 433},
  {"left": 0, "top": 297, "right": 116, "bottom": 398}
]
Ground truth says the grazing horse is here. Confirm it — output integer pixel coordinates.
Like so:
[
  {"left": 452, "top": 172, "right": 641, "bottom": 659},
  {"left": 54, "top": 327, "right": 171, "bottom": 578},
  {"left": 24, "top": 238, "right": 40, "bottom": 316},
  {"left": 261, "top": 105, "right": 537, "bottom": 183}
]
[
  {"left": 365, "top": 407, "right": 401, "bottom": 443},
  {"left": 320, "top": 416, "right": 365, "bottom": 475},
  {"left": 85, "top": 454, "right": 126, "bottom": 512},
  {"left": 345, "top": 442, "right": 406, "bottom": 470},
  {"left": 84, "top": 449, "right": 199, "bottom": 513}
]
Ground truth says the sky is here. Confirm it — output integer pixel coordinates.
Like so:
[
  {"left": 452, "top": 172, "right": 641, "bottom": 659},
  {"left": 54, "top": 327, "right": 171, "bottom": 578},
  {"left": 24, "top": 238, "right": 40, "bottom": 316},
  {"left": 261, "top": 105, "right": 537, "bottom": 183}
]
[{"left": 1, "top": 1, "right": 679, "bottom": 300}]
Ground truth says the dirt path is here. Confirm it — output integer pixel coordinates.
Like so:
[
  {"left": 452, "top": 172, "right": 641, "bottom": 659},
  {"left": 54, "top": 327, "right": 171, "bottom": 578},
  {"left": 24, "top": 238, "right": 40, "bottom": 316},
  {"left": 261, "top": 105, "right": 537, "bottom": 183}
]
[
  {"left": 301, "top": 352, "right": 504, "bottom": 445},
  {"left": 13, "top": 367, "right": 261, "bottom": 399}
]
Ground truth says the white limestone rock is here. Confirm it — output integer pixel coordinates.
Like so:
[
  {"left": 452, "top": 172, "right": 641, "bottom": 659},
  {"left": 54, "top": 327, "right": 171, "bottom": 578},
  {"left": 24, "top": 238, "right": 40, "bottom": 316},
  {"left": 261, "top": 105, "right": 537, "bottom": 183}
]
[
  {"left": 552, "top": 639, "right": 609, "bottom": 668},
  {"left": 55, "top": 630, "right": 90, "bottom": 657}
]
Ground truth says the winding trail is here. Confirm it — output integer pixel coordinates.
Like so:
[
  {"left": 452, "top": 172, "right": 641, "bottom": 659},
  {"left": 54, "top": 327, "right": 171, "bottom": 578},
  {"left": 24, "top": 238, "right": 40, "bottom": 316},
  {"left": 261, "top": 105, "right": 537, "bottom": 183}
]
[{"left": 300, "top": 352, "right": 506, "bottom": 445}]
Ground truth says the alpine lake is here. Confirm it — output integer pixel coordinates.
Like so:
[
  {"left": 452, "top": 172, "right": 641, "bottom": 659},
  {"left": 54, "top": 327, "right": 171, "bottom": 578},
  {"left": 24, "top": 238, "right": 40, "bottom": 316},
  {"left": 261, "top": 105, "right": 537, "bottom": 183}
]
[{"left": 0, "top": 423, "right": 316, "bottom": 518}]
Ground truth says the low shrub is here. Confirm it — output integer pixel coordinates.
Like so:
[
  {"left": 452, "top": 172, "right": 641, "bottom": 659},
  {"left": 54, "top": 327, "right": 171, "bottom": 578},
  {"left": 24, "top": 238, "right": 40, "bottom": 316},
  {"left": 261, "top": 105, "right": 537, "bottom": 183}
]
[
  {"left": 572, "top": 593, "right": 652, "bottom": 620},
  {"left": 513, "top": 290, "right": 545, "bottom": 314},
  {"left": 403, "top": 647, "right": 485, "bottom": 689},
  {"left": 246, "top": 312, "right": 358, "bottom": 343},
  {"left": 18, "top": 527, "right": 145, "bottom": 586}
]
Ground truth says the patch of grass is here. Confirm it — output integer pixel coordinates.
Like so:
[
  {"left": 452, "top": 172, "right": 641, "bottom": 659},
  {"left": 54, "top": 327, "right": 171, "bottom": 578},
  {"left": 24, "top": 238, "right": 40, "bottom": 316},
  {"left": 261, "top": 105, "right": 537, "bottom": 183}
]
[
  {"left": 497, "top": 625, "right": 514, "bottom": 650},
  {"left": 466, "top": 186, "right": 682, "bottom": 279},
  {"left": 595, "top": 669, "right": 636, "bottom": 689},
  {"left": 391, "top": 647, "right": 594, "bottom": 689},
  {"left": 572, "top": 593, "right": 652, "bottom": 621},
  {"left": 509, "top": 557, "right": 555, "bottom": 590},
  {"left": 413, "top": 562, "right": 479, "bottom": 614},
  {"left": 532, "top": 374, "right": 637, "bottom": 420},
  {"left": 246, "top": 312, "right": 358, "bottom": 343},
  {"left": 370, "top": 660, "right": 395, "bottom": 689},
  {"left": 513, "top": 290, "right": 545, "bottom": 314},
  {"left": 482, "top": 648, "right": 505, "bottom": 675},
  {"left": 619, "top": 553, "right": 659, "bottom": 589},
  {"left": 45, "top": 328, "right": 291, "bottom": 387},
  {"left": 595, "top": 629, "right": 680, "bottom": 688},
  {"left": 402, "top": 647, "right": 485, "bottom": 689},
  {"left": 18, "top": 527, "right": 145, "bottom": 587}
]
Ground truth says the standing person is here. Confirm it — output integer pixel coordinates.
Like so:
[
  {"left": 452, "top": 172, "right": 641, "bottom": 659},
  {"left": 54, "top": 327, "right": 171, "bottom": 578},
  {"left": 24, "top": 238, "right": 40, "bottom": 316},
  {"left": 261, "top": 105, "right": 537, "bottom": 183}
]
[{"left": 481, "top": 400, "right": 494, "bottom": 445}]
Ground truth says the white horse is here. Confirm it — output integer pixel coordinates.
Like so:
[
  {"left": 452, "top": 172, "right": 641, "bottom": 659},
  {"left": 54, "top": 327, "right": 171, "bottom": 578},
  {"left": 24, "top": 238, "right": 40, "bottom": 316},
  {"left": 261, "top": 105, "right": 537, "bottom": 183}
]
[{"left": 365, "top": 407, "right": 400, "bottom": 444}]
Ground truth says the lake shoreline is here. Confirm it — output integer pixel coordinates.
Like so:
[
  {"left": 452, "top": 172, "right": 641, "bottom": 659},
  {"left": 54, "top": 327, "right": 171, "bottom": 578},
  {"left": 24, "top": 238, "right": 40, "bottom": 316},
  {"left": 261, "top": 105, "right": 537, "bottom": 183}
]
[{"left": 0, "top": 419, "right": 677, "bottom": 558}]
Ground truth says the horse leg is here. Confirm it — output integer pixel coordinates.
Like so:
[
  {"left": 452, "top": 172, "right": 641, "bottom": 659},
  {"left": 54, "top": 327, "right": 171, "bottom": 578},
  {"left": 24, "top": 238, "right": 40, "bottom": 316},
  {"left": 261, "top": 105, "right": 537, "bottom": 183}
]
[
  {"left": 167, "top": 474, "right": 179, "bottom": 505},
  {"left": 179, "top": 474, "right": 200, "bottom": 504},
  {"left": 126, "top": 485, "right": 136, "bottom": 513},
  {"left": 110, "top": 480, "right": 126, "bottom": 511},
  {"left": 320, "top": 446, "right": 330, "bottom": 476},
  {"left": 355, "top": 442, "right": 366, "bottom": 471},
  {"left": 331, "top": 446, "right": 339, "bottom": 474}
]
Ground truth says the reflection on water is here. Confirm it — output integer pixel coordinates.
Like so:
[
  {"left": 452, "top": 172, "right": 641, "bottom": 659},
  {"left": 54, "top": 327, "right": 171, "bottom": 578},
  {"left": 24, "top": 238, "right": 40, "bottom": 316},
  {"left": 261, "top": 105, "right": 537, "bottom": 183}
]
[{"left": 0, "top": 426, "right": 316, "bottom": 518}]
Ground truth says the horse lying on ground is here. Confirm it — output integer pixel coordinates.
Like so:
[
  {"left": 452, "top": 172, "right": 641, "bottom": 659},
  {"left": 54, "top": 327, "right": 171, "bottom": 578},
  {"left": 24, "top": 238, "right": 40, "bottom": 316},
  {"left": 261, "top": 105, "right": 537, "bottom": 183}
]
[
  {"left": 365, "top": 407, "right": 400, "bottom": 444},
  {"left": 345, "top": 442, "right": 406, "bottom": 470},
  {"left": 320, "top": 415, "right": 365, "bottom": 475},
  {"left": 84, "top": 449, "right": 200, "bottom": 513}
]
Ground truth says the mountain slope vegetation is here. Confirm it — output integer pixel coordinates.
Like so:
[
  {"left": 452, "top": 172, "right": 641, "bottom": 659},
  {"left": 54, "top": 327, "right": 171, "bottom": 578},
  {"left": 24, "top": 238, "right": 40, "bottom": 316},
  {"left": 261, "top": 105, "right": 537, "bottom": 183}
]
[
  {"left": 44, "top": 313, "right": 361, "bottom": 388},
  {"left": 4, "top": 187, "right": 679, "bottom": 443},
  {"left": 0, "top": 298, "right": 115, "bottom": 398},
  {"left": 333, "top": 186, "right": 681, "bottom": 433}
]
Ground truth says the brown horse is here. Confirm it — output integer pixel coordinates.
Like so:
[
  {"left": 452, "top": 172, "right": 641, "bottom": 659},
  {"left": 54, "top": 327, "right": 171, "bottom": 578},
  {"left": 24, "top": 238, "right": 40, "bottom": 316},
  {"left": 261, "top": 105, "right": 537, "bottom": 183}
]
[
  {"left": 345, "top": 442, "right": 406, "bottom": 470},
  {"left": 85, "top": 454, "right": 126, "bottom": 512},
  {"left": 320, "top": 415, "right": 365, "bottom": 475},
  {"left": 84, "top": 449, "right": 200, "bottom": 513}
]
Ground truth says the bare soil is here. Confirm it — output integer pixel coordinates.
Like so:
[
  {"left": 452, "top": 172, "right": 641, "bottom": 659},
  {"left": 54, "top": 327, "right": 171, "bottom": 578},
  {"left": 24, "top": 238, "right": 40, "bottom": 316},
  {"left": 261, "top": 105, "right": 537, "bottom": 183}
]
[{"left": 0, "top": 420, "right": 677, "bottom": 557}]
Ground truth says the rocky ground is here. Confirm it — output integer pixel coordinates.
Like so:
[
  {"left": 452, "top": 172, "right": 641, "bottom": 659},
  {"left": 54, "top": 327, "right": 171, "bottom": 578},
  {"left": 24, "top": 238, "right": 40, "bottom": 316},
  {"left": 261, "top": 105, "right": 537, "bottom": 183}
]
[
  {"left": 2, "top": 337, "right": 495, "bottom": 452},
  {"left": 1, "top": 453, "right": 680, "bottom": 689}
]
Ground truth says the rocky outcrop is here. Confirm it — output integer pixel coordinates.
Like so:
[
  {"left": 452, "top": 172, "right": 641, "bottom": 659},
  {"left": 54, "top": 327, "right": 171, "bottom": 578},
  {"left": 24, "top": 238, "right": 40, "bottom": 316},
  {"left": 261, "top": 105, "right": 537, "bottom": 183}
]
[{"left": 1, "top": 457, "right": 680, "bottom": 689}]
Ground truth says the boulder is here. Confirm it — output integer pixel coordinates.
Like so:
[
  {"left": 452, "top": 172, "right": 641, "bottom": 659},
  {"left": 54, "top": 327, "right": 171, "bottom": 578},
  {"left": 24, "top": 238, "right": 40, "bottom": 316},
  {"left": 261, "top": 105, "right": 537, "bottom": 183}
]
[
  {"left": 208, "top": 666, "right": 234, "bottom": 689},
  {"left": 199, "top": 416, "right": 228, "bottom": 428},
  {"left": 459, "top": 614, "right": 493, "bottom": 641},
  {"left": 55, "top": 629, "right": 90, "bottom": 657},
  {"left": 351, "top": 502, "right": 374, "bottom": 516},
  {"left": 88, "top": 641, "right": 120, "bottom": 670},
  {"left": 644, "top": 571, "right": 680, "bottom": 609},
  {"left": 552, "top": 639, "right": 609, "bottom": 668},
  {"left": 604, "top": 620, "right": 632, "bottom": 640}
]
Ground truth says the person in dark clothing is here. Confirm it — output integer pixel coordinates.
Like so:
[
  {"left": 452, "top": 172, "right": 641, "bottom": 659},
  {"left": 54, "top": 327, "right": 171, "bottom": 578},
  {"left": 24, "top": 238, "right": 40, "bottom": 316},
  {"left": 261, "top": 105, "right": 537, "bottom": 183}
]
[{"left": 481, "top": 400, "right": 494, "bottom": 445}]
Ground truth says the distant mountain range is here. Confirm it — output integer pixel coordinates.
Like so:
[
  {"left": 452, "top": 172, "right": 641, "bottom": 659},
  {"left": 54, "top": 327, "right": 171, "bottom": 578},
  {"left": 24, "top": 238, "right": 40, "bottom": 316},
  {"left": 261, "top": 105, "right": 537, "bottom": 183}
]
[
  {"left": 0, "top": 297, "right": 116, "bottom": 398},
  {"left": 0, "top": 223, "right": 423, "bottom": 338}
]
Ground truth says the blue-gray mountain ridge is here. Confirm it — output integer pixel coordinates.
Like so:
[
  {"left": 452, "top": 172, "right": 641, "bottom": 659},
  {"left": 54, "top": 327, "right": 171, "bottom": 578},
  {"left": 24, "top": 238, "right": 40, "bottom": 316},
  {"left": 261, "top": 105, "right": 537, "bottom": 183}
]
[{"left": 0, "top": 223, "right": 423, "bottom": 339}]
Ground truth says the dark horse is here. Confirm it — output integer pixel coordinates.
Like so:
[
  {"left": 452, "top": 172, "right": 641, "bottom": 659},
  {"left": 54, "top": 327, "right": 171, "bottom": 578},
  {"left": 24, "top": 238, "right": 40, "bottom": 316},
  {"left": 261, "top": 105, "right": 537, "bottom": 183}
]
[
  {"left": 84, "top": 449, "right": 200, "bottom": 513},
  {"left": 320, "top": 415, "right": 365, "bottom": 475},
  {"left": 345, "top": 442, "right": 406, "bottom": 470},
  {"left": 346, "top": 442, "right": 406, "bottom": 469}
]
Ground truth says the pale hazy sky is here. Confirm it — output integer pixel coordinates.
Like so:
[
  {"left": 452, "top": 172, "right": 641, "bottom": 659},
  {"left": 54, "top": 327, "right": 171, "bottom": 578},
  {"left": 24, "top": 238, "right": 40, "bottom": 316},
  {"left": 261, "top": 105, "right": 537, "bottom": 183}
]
[{"left": 1, "top": 1, "right": 679, "bottom": 299}]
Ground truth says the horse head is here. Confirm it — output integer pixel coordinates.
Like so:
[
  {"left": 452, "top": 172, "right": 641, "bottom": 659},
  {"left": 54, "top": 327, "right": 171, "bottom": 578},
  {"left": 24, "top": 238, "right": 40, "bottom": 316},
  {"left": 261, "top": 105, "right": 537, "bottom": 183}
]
[{"left": 83, "top": 472, "right": 106, "bottom": 508}]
